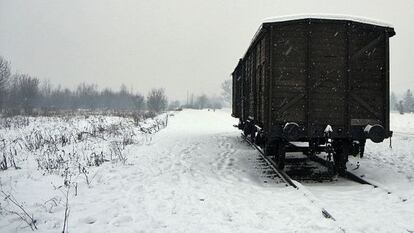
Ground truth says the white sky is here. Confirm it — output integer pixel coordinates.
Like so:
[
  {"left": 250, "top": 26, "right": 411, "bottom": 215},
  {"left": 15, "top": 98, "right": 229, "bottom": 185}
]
[{"left": 0, "top": 0, "right": 413, "bottom": 100}]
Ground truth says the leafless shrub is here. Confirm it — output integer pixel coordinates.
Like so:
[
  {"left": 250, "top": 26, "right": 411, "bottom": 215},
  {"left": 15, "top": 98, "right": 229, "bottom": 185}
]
[
  {"left": 36, "top": 146, "right": 67, "bottom": 175},
  {"left": 0, "top": 154, "right": 7, "bottom": 170},
  {"left": 0, "top": 190, "right": 38, "bottom": 231},
  {"left": 6, "top": 147, "right": 19, "bottom": 170},
  {"left": 58, "top": 170, "right": 72, "bottom": 233},
  {"left": 106, "top": 123, "right": 123, "bottom": 137},
  {"left": 61, "top": 186, "right": 70, "bottom": 233},
  {"left": 78, "top": 165, "right": 99, "bottom": 188},
  {"left": 144, "top": 111, "right": 157, "bottom": 119},
  {"left": 0, "top": 116, "right": 30, "bottom": 129},
  {"left": 42, "top": 197, "right": 61, "bottom": 213},
  {"left": 133, "top": 114, "right": 142, "bottom": 126},
  {"left": 123, "top": 133, "right": 134, "bottom": 147},
  {"left": 0, "top": 139, "right": 20, "bottom": 170},
  {"left": 61, "top": 135, "right": 69, "bottom": 147},
  {"left": 110, "top": 141, "right": 127, "bottom": 164},
  {"left": 93, "top": 152, "right": 105, "bottom": 166},
  {"left": 147, "top": 88, "right": 168, "bottom": 113},
  {"left": 76, "top": 131, "right": 106, "bottom": 142},
  {"left": 2, "top": 113, "right": 169, "bottom": 184}
]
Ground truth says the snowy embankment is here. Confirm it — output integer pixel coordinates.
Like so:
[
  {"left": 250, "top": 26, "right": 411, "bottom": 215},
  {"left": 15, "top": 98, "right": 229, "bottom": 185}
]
[
  {"left": 0, "top": 114, "right": 168, "bottom": 232},
  {"left": 347, "top": 112, "right": 414, "bottom": 189},
  {"left": 1, "top": 110, "right": 414, "bottom": 233},
  {"left": 297, "top": 112, "right": 414, "bottom": 233}
]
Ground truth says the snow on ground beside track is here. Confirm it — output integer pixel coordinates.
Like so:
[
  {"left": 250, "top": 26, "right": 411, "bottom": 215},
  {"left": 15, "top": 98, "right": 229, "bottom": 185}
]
[
  {"left": 306, "top": 112, "right": 414, "bottom": 233},
  {"left": 1, "top": 110, "right": 414, "bottom": 232},
  {"left": 0, "top": 110, "right": 340, "bottom": 233},
  {"left": 349, "top": 112, "right": 414, "bottom": 189},
  {"left": 391, "top": 112, "right": 414, "bottom": 133}
]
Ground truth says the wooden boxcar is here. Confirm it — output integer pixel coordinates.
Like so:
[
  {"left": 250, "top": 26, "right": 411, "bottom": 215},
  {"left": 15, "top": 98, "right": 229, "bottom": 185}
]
[{"left": 232, "top": 15, "right": 395, "bottom": 173}]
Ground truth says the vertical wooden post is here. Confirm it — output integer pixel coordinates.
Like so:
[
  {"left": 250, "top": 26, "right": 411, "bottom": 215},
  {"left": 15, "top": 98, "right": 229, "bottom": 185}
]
[
  {"left": 385, "top": 31, "right": 390, "bottom": 134},
  {"left": 345, "top": 22, "right": 351, "bottom": 136},
  {"left": 305, "top": 19, "right": 312, "bottom": 138},
  {"left": 267, "top": 25, "right": 274, "bottom": 132}
]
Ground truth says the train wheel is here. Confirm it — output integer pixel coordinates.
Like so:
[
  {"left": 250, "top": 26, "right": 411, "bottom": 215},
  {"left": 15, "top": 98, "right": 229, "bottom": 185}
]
[
  {"left": 255, "top": 132, "right": 264, "bottom": 147},
  {"left": 243, "top": 123, "right": 250, "bottom": 137},
  {"left": 333, "top": 140, "right": 350, "bottom": 175},
  {"left": 276, "top": 141, "right": 286, "bottom": 170},
  {"left": 264, "top": 142, "right": 274, "bottom": 157},
  {"left": 359, "top": 140, "right": 366, "bottom": 158},
  {"left": 254, "top": 133, "right": 260, "bottom": 146},
  {"left": 250, "top": 127, "right": 257, "bottom": 143},
  {"left": 238, "top": 120, "right": 244, "bottom": 130}
]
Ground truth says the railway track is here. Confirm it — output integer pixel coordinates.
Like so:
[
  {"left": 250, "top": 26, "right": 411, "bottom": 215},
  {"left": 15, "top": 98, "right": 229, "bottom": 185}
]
[
  {"left": 241, "top": 133, "right": 407, "bottom": 224},
  {"left": 307, "top": 154, "right": 382, "bottom": 188},
  {"left": 242, "top": 132, "right": 392, "bottom": 190},
  {"left": 241, "top": 134, "right": 337, "bottom": 221},
  {"left": 242, "top": 134, "right": 380, "bottom": 187},
  {"left": 306, "top": 153, "right": 399, "bottom": 196}
]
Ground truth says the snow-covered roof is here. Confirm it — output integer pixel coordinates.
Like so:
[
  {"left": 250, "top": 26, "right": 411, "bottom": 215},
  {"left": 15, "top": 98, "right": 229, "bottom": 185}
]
[
  {"left": 240, "top": 14, "right": 394, "bottom": 60},
  {"left": 263, "top": 14, "right": 393, "bottom": 28},
  {"left": 234, "top": 14, "right": 394, "bottom": 72}
]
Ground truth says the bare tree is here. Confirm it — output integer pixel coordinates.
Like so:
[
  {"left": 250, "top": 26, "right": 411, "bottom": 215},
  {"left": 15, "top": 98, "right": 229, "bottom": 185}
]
[
  {"left": 196, "top": 94, "right": 209, "bottom": 109},
  {"left": 147, "top": 88, "right": 168, "bottom": 113},
  {"left": 397, "top": 100, "right": 404, "bottom": 114},
  {"left": 7, "top": 74, "right": 40, "bottom": 114},
  {"left": 133, "top": 93, "right": 145, "bottom": 112},
  {"left": 221, "top": 79, "right": 232, "bottom": 105},
  {"left": 39, "top": 79, "right": 53, "bottom": 112},
  {"left": 0, "top": 57, "right": 11, "bottom": 111},
  {"left": 76, "top": 83, "right": 98, "bottom": 109},
  {"left": 403, "top": 89, "right": 414, "bottom": 113}
]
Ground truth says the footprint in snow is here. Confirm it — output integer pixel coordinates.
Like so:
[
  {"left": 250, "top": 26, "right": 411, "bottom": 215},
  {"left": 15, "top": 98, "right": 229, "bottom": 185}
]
[
  {"left": 80, "top": 216, "right": 97, "bottom": 225},
  {"left": 111, "top": 215, "right": 133, "bottom": 226}
]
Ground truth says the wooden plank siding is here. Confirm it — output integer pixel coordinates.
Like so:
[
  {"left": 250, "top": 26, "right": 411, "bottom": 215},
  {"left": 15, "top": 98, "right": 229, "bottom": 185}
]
[
  {"left": 232, "top": 18, "right": 395, "bottom": 139},
  {"left": 308, "top": 21, "right": 347, "bottom": 134},
  {"left": 349, "top": 23, "right": 387, "bottom": 127},
  {"left": 271, "top": 22, "right": 308, "bottom": 126},
  {"left": 267, "top": 19, "right": 394, "bottom": 138}
]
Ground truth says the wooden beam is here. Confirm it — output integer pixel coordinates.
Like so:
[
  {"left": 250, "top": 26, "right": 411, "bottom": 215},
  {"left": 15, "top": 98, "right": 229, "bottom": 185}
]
[
  {"left": 306, "top": 19, "right": 311, "bottom": 137},
  {"left": 276, "top": 94, "right": 306, "bottom": 114},
  {"left": 351, "top": 35, "right": 383, "bottom": 61},
  {"left": 345, "top": 23, "right": 350, "bottom": 134},
  {"left": 275, "top": 75, "right": 331, "bottom": 115},
  {"left": 350, "top": 93, "right": 382, "bottom": 119},
  {"left": 384, "top": 32, "right": 390, "bottom": 132}
]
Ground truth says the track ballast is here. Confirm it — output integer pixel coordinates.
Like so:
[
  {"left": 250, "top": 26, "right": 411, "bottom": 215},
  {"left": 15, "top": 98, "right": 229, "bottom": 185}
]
[{"left": 241, "top": 134, "right": 337, "bottom": 221}]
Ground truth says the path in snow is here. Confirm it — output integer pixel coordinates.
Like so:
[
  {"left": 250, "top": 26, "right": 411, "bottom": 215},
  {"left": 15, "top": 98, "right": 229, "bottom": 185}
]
[{"left": 66, "top": 109, "right": 339, "bottom": 233}]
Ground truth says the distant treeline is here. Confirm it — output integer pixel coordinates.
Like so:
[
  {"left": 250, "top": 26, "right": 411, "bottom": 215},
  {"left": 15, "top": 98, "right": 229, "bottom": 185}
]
[
  {"left": 181, "top": 93, "right": 223, "bottom": 110},
  {"left": 391, "top": 90, "right": 414, "bottom": 114},
  {"left": 0, "top": 56, "right": 169, "bottom": 116},
  {"left": 178, "top": 79, "right": 232, "bottom": 110},
  {"left": 0, "top": 56, "right": 231, "bottom": 116}
]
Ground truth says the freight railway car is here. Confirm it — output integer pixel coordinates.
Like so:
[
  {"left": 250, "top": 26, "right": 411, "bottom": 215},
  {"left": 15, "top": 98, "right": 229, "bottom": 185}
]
[{"left": 232, "top": 15, "right": 396, "bottom": 174}]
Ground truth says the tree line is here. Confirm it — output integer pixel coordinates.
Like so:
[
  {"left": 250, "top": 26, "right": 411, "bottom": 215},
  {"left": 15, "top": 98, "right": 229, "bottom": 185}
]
[
  {"left": 391, "top": 90, "right": 414, "bottom": 114},
  {"left": 179, "top": 80, "right": 232, "bottom": 110},
  {"left": 182, "top": 93, "right": 223, "bottom": 110},
  {"left": 0, "top": 56, "right": 168, "bottom": 116}
]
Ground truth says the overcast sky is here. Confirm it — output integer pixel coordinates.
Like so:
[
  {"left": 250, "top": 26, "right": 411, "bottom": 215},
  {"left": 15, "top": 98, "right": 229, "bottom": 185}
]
[{"left": 0, "top": 0, "right": 413, "bottom": 100}]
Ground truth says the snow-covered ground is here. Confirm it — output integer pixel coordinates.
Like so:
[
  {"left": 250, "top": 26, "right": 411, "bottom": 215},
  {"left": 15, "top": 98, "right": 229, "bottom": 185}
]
[{"left": 1, "top": 110, "right": 414, "bottom": 232}]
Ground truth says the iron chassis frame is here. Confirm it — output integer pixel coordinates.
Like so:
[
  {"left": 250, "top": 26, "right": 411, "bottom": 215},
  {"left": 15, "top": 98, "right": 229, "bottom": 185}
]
[{"left": 237, "top": 117, "right": 392, "bottom": 174}]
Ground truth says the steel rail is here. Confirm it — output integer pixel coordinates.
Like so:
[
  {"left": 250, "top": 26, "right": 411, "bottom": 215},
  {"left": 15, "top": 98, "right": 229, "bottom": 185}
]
[{"left": 241, "top": 134, "right": 337, "bottom": 221}]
